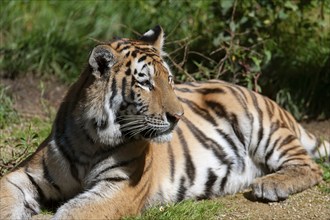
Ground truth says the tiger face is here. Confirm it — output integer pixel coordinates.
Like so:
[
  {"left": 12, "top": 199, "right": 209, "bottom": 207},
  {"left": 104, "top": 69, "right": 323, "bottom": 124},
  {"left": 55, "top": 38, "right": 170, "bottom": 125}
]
[{"left": 82, "top": 26, "right": 183, "bottom": 145}]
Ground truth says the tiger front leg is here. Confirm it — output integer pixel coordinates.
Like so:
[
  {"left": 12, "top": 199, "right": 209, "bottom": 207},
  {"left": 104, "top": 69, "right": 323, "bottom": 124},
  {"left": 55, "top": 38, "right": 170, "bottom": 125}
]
[
  {"left": 252, "top": 162, "right": 322, "bottom": 201},
  {"left": 52, "top": 181, "right": 149, "bottom": 220},
  {"left": 251, "top": 136, "right": 323, "bottom": 202},
  {"left": 0, "top": 169, "right": 41, "bottom": 220}
]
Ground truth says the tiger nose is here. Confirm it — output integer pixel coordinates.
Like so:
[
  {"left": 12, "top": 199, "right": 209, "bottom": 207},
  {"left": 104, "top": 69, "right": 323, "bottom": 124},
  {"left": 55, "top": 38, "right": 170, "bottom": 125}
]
[{"left": 166, "top": 112, "right": 183, "bottom": 124}]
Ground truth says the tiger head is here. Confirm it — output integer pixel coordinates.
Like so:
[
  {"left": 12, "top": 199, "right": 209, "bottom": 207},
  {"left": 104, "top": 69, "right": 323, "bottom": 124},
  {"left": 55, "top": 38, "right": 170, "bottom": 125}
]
[{"left": 78, "top": 25, "right": 183, "bottom": 146}]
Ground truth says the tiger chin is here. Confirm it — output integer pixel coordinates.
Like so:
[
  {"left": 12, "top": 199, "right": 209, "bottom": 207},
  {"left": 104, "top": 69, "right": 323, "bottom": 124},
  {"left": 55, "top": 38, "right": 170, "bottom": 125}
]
[{"left": 0, "top": 26, "right": 329, "bottom": 220}]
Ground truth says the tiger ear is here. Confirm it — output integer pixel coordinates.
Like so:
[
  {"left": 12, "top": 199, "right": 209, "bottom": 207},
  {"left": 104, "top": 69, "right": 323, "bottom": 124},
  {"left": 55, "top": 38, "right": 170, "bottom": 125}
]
[
  {"left": 89, "top": 45, "right": 117, "bottom": 78},
  {"left": 139, "top": 25, "right": 164, "bottom": 52}
]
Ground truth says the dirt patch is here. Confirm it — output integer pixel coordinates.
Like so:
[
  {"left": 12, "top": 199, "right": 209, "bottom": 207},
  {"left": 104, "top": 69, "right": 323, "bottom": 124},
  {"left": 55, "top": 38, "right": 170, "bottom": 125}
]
[
  {"left": 217, "top": 183, "right": 330, "bottom": 220},
  {"left": 1, "top": 75, "right": 68, "bottom": 118},
  {"left": 1, "top": 76, "right": 329, "bottom": 220}
]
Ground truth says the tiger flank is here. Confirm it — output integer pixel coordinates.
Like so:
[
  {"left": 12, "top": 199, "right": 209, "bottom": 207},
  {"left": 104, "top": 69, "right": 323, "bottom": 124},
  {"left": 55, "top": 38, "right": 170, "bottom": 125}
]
[{"left": 0, "top": 26, "right": 329, "bottom": 220}]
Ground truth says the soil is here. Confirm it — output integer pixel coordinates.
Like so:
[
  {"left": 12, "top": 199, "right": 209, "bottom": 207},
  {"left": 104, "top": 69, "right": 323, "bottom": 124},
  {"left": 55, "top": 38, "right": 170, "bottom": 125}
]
[{"left": 1, "top": 76, "right": 329, "bottom": 220}]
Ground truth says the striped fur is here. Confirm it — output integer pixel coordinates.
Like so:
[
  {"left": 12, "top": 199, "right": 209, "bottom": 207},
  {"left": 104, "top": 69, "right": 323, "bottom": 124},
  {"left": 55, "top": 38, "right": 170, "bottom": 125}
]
[{"left": 0, "top": 26, "right": 329, "bottom": 220}]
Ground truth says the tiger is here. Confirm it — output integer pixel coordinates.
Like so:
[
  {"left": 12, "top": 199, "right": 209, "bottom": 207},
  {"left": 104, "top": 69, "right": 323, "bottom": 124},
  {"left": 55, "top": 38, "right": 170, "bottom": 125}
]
[{"left": 0, "top": 25, "right": 329, "bottom": 220}]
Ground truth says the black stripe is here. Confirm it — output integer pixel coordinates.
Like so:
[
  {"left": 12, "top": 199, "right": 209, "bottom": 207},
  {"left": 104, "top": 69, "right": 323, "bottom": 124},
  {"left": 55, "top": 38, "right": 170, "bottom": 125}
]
[
  {"left": 279, "top": 157, "right": 307, "bottom": 168},
  {"left": 180, "top": 117, "right": 233, "bottom": 173},
  {"left": 264, "top": 98, "right": 274, "bottom": 120},
  {"left": 130, "top": 77, "right": 136, "bottom": 99},
  {"left": 216, "top": 128, "right": 245, "bottom": 171},
  {"left": 167, "top": 142, "right": 175, "bottom": 182},
  {"left": 278, "top": 145, "right": 301, "bottom": 160},
  {"left": 125, "top": 51, "right": 131, "bottom": 57},
  {"left": 205, "top": 100, "right": 228, "bottom": 118},
  {"left": 232, "top": 85, "right": 249, "bottom": 102},
  {"left": 174, "top": 87, "right": 192, "bottom": 93},
  {"left": 176, "top": 177, "right": 187, "bottom": 202},
  {"left": 196, "top": 88, "right": 226, "bottom": 95},
  {"left": 278, "top": 108, "right": 289, "bottom": 129},
  {"left": 284, "top": 163, "right": 312, "bottom": 169},
  {"left": 250, "top": 91, "right": 264, "bottom": 156},
  {"left": 93, "top": 156, "right": 141, "bottom": 181},
  {"left": 132, "top": 156, "right": 153, "bottom": 204},
  {"left": 126, "top": 60, "right": 131, "bottom": 67},
  {"left": 115, "top": 42, "right": 123, "bottom": 50},
  {"left": 125, "top": 68, "right": 131, "bottom": 75},
  {"left": 110, "top": 77, "right": 117, "bottom": 108},
  {"left": 54, "top": 135, "right": 81, "bottom": 182},
  {"left": 122, "top": 77, "right": 127, "bottom": 99},
  {"left": 102, "top": 177, "right": 128, "bottom": 182},
  {"left": 138, "top": 55, "right": 147, "bottom": 62},
  {"left": 119, "top": 45, "right": 130, "bottom": 52},
  {"left": 6, "top": 178, "right": 25, "bottom": 198},
  {"left": 89, "top": 176, "right": 127, "bottom": 190},
  {"left": 25, "top": 170, "right": 45, "bottom": 202},
  {"left": 131, "top": 50, "right": 137, "bottom": 58},
  {"left": 262, "top": 121, "right": 280, "bottom": 160},
  {"left": 179, "top": 97, "right": 217, "bottom": 126},
  {"left": 220, "top": 173, "right": 228, "bottom": 191},
  {"left": 70, "top": 164, "right": 80, "bottom": 183},
  {"left": 283, "top": 110, "right": 295, "bottom": 132},
  {"left": 181, "top": 117, "right": 230, "bottom": 162},
  {"left": 277, "top": 135, "right": 297, "bottom": 150},
  {"left": 205, "top": 100, "right": 245, "bottom": 147},
  {"left": 42, "top": 156, "right": 61, "bottom": 192},
  {"left": 265, "top": 137, "right": 282, "bottom": 172},
  {"left": 230, "top": 114, "right": 245, "bottom": 147},
  {"left": 54, "top": 131, "right": 90, "bottom": 164},
  {"left": 177, "top": 127, "right": 195, "bottom": 185},
  {"left": 203, "top": 169, "right": 217, "bottom": 198},
  {"left": 226, "top": 86, "right": 254, "bottom": 148}
]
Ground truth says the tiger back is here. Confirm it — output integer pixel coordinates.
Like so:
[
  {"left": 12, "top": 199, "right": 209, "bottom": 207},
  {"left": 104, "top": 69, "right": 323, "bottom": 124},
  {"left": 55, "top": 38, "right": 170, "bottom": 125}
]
[{"left": 0, "top": 26, "right": 329, "bottom": 220}]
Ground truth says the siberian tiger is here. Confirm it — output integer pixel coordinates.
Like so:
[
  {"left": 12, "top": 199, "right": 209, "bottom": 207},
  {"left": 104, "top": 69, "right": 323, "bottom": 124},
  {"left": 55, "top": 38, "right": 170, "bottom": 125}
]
[{"left": 0, "top": 25, "right": 329, "bottom": 220}]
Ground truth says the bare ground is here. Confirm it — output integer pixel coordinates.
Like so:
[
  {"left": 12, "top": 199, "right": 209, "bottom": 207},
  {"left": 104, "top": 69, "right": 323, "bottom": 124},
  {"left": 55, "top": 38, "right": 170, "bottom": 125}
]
[{"left": 1, "top": 76, "right": 329, "bottom": 220}]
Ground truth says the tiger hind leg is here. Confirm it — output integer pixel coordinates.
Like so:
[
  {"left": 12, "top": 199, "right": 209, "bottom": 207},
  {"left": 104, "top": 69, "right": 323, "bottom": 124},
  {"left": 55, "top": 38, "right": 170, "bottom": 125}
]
[{"left": 251, "top": 131, "right": 323, "bottom": 202}]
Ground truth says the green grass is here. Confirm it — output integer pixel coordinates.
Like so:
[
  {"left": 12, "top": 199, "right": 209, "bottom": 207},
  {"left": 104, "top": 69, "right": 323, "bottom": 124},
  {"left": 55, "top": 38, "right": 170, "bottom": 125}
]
[
  {"left": 0, "top": 85, "right": 18, "bottom": 128},
  {"left": 316, "top": 157, "right": 330, "bottom": 193},
  {"left": 124, "top": 200, "right": 226, "bottom": 220},
  {"left": 0, "top": 116, "right": 51, "bottom": 176},
  {"left": 0, "top": 88, "right": 52, "bottom": 176}
]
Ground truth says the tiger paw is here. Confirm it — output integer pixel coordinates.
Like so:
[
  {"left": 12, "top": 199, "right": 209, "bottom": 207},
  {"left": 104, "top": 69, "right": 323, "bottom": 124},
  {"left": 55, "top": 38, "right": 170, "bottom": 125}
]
[{"left": 251, "top": 175, "right": 292, "bottom": 202}]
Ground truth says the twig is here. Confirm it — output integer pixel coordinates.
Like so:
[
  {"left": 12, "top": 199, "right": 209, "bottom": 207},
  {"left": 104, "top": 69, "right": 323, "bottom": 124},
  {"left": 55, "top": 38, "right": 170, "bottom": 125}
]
[
  {"left": 188, "top": 51, "right": 217, "bottom": 64},
  {"left": 166, "top": 55, "right": 196, "bottom": 82}
]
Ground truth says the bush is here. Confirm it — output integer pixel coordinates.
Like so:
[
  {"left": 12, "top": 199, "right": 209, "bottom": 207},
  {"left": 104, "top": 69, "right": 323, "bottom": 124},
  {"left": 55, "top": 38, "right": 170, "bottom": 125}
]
[{"left": 0, "top": 0, "right": 329, "bottom": 119}]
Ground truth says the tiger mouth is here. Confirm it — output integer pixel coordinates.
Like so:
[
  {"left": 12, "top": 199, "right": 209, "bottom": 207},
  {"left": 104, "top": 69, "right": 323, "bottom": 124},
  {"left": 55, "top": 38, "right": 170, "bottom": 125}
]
[
  {"left": 140, "top": 125, "right": 174, "bottom": 139},
  {"left": 118, "top": 115, "right": 177, "bottom": 140},
  {"left": 140, "top": 117, "right": 179, "bottom": 139}
]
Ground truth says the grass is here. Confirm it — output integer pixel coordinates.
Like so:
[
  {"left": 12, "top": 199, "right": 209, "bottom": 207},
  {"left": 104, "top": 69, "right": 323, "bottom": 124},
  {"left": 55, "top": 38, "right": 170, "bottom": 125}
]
[
  {"left": 124, "top": 200, "right": 225, "bottom": 220},
  {"left": 0, "top": 117, "right": 51, "bottom": 176},
  {"left": 0, "top": 87, "right": 52, "bottom": 176},
  {"left": 0, "top": 85, "right": 18, "bottom": 129}
]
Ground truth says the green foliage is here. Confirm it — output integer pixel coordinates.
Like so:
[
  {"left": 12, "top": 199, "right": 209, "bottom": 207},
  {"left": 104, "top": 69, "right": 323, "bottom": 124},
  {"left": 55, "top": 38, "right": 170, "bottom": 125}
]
[
  {"left": 0, "top": 85, "right": 18, "bottom": 128},
  {"left": 1, "top": 0, "right": 329, "bottom": 119},
  {"left": 0, "top": 116, "right": 51, "bottom": 176},
  {"left": 124, "top": 199, "right": 225, "bottom": 220},
  {"left": 316, "top": 159, "right": 330, "bottom": 193}
]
